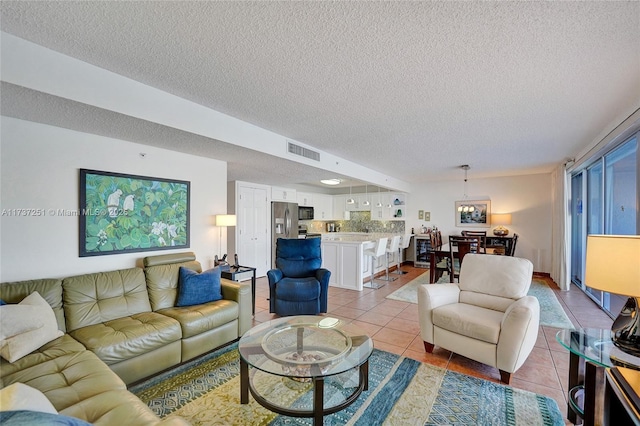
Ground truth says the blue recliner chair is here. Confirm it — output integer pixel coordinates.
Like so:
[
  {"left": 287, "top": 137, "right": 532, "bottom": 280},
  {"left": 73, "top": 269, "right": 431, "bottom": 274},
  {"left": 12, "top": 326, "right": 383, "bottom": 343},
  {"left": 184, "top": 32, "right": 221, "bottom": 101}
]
[{"left": 267, "top": 238, "right": 331, "bottom": 316}]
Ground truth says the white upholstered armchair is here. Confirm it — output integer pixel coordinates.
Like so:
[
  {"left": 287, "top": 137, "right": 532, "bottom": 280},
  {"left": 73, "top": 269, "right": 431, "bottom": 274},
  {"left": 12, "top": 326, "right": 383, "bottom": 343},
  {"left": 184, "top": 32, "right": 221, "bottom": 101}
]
[{"left": 418, "top": 253, "right": 539, "bottom": 384}]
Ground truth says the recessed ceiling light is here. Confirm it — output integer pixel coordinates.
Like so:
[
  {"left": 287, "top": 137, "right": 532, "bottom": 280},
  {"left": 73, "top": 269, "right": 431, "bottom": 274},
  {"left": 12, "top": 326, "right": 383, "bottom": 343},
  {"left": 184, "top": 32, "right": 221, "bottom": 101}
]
[{"left": 321, "top": 179, "right": 341, "bottom": 185}]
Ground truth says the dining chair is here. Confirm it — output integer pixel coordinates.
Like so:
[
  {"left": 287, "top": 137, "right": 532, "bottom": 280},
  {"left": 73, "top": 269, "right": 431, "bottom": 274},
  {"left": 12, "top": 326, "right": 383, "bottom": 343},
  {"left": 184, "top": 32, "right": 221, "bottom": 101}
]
[
  {"left": 429, "top": 232, "right": 448, "bottom": 283},
  {"left": 461, "top": 230, "right": 487, "bottom": 253},
  {"left": 508, "top": 233, "right": 519, "bottom": 256},
  {"left": 448, "top": 235, "right": 480, "bottom": 283}
]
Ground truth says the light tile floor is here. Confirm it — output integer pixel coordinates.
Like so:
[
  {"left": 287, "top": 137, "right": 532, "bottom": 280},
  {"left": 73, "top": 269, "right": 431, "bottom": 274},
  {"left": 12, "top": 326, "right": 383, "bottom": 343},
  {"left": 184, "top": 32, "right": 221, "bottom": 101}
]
[{"left": 251, "top": 265, "right": 613, "bottom": 425}]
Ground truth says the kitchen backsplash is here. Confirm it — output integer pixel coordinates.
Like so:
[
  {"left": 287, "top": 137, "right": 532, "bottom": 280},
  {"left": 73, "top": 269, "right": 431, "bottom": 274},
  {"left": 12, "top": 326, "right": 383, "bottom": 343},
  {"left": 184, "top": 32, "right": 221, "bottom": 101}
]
[{"left": 306, "top": 211, "right": 405, "bottom": 233}]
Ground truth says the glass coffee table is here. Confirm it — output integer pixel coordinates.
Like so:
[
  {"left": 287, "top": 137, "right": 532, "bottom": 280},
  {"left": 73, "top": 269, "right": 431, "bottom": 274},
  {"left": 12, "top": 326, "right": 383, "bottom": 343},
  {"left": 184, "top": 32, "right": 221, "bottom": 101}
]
[{"left": 239, "top": 316, "right": 373, "bottom": 425}]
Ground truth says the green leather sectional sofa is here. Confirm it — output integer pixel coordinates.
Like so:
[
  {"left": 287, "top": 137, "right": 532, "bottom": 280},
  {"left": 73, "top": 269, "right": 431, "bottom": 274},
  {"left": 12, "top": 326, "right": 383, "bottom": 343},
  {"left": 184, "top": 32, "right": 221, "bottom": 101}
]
[{"left": 0, "top": 252, "right": 251, "bottom": 425}]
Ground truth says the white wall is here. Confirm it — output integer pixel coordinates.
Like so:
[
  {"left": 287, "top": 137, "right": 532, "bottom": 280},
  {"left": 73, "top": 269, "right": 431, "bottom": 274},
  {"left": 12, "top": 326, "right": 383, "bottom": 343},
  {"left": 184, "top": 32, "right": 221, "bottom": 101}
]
[
  {"left": 0, "top": 117, "right": 227, "bottom": 282},
  {"left": 406, "top": 173, "right": 553, "bottom": 273}
]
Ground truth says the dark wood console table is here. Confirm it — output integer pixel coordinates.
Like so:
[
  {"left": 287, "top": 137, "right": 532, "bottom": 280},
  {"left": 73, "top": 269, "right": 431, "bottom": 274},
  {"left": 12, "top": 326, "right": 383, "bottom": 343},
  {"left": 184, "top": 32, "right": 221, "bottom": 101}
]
[{"left": 485, "top": 235, "right": 515, "bottom": 255}]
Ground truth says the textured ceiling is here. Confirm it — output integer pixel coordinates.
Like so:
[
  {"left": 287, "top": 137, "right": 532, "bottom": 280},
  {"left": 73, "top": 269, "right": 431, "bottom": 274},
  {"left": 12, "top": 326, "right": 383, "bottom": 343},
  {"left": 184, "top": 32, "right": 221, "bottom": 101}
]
[{"left": 1, "top": 1, "right": 639, "bottom": 187}]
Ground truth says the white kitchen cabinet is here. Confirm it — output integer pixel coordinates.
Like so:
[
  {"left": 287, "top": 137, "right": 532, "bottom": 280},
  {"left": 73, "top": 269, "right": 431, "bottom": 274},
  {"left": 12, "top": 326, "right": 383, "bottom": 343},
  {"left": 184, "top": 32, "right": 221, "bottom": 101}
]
[
  {"left": 321, "top": 240, "right": 364, "bottom": 291},
  {"left": 344, "top": 194, "right": 371, "bottom": 212},
  {"left": 370, "top": 193, "right": 391, "bottom": 219},
  {"left": 357, "top": 194, "right": 373, "bottom": 211},
  {"left": 297, "top": 191, "right": 313, "bottom": 207},
  {"left": 271, "top": 186, "right": 296, "bottom": 202},
  {"left": 313, "top": 193, "right": 333, "bottom": 220},
  {"left": 320, "top": 242, "right": 339, "bottom": 287},
  {"left": 332, "top": 194, "right": 350, "bottom": 220}
]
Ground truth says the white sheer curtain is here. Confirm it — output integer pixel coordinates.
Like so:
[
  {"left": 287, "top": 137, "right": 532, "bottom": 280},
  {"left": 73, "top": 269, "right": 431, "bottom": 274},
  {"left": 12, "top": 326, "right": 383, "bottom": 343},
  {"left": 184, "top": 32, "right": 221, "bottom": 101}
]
[{"left": 550, "top": 163, "right": 570, "bottom": 290}]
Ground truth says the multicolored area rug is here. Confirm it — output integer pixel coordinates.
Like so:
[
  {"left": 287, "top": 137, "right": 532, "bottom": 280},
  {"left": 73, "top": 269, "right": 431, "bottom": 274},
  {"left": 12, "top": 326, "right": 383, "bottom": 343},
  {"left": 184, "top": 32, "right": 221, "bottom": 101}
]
[
  {"left": 386, "top": 273, "right": 575, "bottom": 329},
  {"left": 130, "top": 343, "right": 564, "bottom": 425}
]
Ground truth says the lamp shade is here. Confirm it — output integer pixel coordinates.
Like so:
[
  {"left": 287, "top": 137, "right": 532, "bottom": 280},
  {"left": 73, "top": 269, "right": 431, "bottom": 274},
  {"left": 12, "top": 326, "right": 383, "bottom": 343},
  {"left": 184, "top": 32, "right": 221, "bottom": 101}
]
[
  {"left": 215, "top": 214, "right": 236, "bottom": 227},
  {"left": 492, "top": 213, "right": 512, "bottom": 226},
  {"left": 585, "top": 235, "right": 640, "bottom": 297}
]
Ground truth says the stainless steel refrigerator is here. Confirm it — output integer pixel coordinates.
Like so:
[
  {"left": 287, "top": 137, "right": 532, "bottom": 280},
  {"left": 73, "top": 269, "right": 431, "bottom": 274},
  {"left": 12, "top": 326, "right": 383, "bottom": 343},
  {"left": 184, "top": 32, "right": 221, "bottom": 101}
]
[{"left": 271, "top": 201, "right": 298, "bottom": 268}]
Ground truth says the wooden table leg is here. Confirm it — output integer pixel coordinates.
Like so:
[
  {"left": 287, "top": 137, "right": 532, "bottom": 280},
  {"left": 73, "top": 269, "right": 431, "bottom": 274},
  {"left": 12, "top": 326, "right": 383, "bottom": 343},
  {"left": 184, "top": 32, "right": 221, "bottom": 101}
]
[
  {"left": 313, "top": 378, "right": 324, "bottom": 425},
  {"left": 240, "top": 357, "right": 249, "bottom": 404},
  {"left": 362, "top": 360, "right": 369, "bottom": 391},
  {"left": 567, "top": 351, "right": 580, "bottom": 424},
  {"left": 429, "top": 252, "right": 435, "bottom": 283}
]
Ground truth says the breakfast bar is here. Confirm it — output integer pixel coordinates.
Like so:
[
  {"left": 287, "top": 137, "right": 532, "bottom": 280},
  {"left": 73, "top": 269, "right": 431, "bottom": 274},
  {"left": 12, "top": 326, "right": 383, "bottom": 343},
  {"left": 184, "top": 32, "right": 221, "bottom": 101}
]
[{"left": 320, "top": 233, "right": 402, "bottom": 291}]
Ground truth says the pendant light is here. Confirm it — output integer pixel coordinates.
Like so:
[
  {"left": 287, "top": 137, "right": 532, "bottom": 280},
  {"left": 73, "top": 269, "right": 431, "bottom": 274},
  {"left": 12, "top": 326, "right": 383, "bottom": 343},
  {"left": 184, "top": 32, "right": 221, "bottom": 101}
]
[
  {"left": 362, "top": 184, "right": 370, "bottom": 206},
  {"left": 386, "top": 189, "right": 393, "bottom": 208},
  {"left": 346, "top": 184, "right": 355, "bottom": 204},
  {"left": 457, "top": 165, "right": 475, "bottom": 213},
  {"left": 376, "top": 187, "right": 383, "bottom": 207}
]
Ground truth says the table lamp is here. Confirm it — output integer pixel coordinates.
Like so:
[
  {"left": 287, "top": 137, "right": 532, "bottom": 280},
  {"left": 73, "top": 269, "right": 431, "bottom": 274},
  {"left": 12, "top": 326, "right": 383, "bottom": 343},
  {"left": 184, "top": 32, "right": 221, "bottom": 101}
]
[
  {"left": 585, "top": 235, "right": 640, "bottom": 357},
  {"left": 492, "top": 213, "right": 512, "bottom": 236},
  {"left": 215, "top": 214, "right": 236, "bottom": 260}
]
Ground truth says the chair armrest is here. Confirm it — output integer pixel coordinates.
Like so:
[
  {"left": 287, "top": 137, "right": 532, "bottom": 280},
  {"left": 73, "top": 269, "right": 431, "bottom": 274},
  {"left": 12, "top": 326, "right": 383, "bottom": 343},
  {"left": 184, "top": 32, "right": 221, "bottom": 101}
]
[
  {"left": 267, "top": 269, "right": 283, "bottom": 285},
  {"left": 315, "top": 268, "right": 331, "bottom": 285},
  {"left": 418, "top": 284, "right": 460, "bottom": 344},
  {"left": 220, "top": 278, "right": 252, "bottom": 336},
  {"left": 497, "top": 296, "right": 540, "bottom": 373},
  {"left": 315, "top": 268, "right": 331, "bottom": 312},
  {"left": 266, "top": 269, "right": 283, "bottom": 313}
]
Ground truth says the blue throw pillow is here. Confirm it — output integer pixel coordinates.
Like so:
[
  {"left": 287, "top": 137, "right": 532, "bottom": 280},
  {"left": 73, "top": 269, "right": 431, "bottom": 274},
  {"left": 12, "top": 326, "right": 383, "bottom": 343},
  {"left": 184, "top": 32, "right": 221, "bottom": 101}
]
[
  {"left": 176, "top": 267, "right": 222, "bottom": 307},
  {"left": 0, "top": 411, "right": 92, "bottom": 425}
]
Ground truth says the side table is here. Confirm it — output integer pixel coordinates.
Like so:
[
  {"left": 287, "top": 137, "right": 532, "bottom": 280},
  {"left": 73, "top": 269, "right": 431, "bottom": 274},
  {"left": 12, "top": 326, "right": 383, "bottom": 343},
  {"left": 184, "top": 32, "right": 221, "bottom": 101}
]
[
  {"left": 604, "top": 366, "right": 640, "bottom": 425},
  {"left": 556, "top": 328, "right": 640, "bottom": 425},
  {"left": 221, "top": 265, "right": 257, "bottom": 315}
]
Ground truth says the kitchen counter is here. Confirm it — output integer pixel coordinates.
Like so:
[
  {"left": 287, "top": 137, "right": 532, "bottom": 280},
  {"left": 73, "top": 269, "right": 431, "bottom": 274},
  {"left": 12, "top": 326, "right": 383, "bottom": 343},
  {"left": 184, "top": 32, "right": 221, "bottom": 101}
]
[{"left": 320, "top": 233, "right": 407, "bottom": 291}]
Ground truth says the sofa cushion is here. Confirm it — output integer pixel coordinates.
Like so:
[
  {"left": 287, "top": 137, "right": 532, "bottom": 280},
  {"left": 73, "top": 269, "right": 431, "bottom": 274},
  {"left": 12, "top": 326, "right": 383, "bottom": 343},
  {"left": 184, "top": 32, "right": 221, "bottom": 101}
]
[
  {"left": 0, "top": 292, "right": 64, "bottom": 363},
  {"left": 144, "top": 257, "right": 201, "bottom": 311},
  {"left": 0, "top": 335, "right": 86, "bottom": 383},
  {"left": 0, "top": 349, "right": 127, "bottom": 413},
  {"left": 0, "top": 382, "right": 58, "bottom": 414},
  {"left": 68, "top": 312, "right": 181, "bottom": 365},
  {"left": 176, "top": 267, "right": 222, "bottom": 307},
  {"left": 0, "top": 279, "right": 66, "bottom": 332},
  {"left": 433, "top": 303, "right": 504, "bottom": 344},
  {"left": 63, "top": 268, "right": 152, "bottom": 332},
  {"left": 158, "top": 299, "right": 239, "bottom": 339},
  {"left": 59, "top": 389, "right": 171, "bottom": 426}
]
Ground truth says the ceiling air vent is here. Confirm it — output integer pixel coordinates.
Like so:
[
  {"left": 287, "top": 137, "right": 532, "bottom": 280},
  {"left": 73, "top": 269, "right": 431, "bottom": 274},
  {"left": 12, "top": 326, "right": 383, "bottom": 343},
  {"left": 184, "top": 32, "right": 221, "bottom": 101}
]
[{"left": 288, "top": 141, "right": 320, "bottom": 161}]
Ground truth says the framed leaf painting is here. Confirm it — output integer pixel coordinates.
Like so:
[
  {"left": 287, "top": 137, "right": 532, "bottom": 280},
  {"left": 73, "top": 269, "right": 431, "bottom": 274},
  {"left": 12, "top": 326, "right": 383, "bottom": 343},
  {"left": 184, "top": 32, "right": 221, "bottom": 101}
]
[{"left": 79, "top": 169, "right": 190, "bottom": 256}]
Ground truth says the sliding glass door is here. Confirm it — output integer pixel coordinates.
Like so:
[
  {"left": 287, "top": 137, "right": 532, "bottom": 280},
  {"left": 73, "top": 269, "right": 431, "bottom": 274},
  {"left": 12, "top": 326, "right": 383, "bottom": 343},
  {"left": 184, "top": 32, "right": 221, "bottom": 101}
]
[
  {"left": 570, "top": 134, "right": 638, "bottom": 317},
  {"left": 603, "top": 140, "right": 637, "bottom": 315},
  {"left": 585, "top": 162, "right": 603, "bottom": 301}
]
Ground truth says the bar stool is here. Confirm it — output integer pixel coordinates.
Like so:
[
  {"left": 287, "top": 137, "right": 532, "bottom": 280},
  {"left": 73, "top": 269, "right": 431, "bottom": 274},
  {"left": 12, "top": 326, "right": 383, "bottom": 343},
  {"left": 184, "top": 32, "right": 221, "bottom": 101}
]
[
  {"left": 379, "top": 235, "right": 400, "bottom": 282},
  {"left": 363, "top": 237, "right": 388, "bottom": 289},
  {"left": 395, "top": 234, "right": 412, "bottom": 275}
]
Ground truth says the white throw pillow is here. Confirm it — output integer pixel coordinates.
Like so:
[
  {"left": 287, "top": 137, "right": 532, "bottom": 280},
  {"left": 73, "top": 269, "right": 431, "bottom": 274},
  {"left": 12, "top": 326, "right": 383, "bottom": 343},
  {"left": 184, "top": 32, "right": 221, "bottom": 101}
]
[
  {"left": 0, "top": 382, "right": 57, "bottom": 414},
  {"left": 0, "top": 292, "right": 63, "bottom": 363},
  {"left": 0, "top": 305, "right": 45, "bottom": 340}
]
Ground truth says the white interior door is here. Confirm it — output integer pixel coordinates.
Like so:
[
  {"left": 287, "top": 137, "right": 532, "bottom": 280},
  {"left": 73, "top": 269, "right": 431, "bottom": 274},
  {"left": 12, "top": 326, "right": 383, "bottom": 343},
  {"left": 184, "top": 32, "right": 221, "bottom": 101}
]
[{"left": 238, "top": 185, "right": 268, "bottom": 277}]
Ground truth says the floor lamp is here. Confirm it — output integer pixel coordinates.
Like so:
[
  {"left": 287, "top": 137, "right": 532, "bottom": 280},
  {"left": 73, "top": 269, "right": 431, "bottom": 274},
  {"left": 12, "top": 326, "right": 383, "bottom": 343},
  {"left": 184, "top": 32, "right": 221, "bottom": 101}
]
[{"left": 215, "top": 214, "right": 236, "bottom": 265}]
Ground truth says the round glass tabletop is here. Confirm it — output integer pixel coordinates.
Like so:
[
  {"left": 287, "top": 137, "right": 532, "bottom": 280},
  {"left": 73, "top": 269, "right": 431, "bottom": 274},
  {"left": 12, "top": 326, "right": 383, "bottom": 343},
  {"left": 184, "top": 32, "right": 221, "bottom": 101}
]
[
  {"left": 239, "top": 315, "right": 373, "bottom": 379},
  {"left": 556, "top": 328, "right": 640, "bottom": 370}
]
